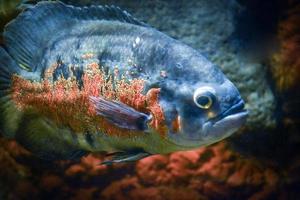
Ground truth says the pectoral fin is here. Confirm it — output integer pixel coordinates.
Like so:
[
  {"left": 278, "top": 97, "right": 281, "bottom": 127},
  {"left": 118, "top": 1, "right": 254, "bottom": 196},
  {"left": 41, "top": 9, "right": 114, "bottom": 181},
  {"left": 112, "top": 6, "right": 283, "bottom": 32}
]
[
  {"left": 101, "top": 150, "right": 151, "bottom": 165},
  {"left": 90, "top": 96, "right": 152, "bottom": 131}
]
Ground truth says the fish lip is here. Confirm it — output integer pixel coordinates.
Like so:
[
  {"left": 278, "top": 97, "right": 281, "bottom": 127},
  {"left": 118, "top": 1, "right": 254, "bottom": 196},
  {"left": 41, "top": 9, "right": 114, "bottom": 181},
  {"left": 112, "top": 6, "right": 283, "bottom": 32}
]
[
  {"left": 209, "top": 109, "right": 248, "bottom": 129},
  {"left": 203, "top": 109, "right": 248, "bottom": 137},
  {"left": 209, "top": 99, "right": 247, "bottom": 125},
  {"left": 201, "top": 100, "right": 248, "bottom": 137},
  {"left": 167, "top": 99, "right": 248, "bottom": 147}
]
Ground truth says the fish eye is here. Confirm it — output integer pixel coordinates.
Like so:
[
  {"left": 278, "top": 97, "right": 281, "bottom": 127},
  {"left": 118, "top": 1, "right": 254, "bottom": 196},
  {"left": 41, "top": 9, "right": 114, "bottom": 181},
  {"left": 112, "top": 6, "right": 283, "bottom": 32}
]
[
  {"left": 193, "top": 87, "right": 216, "bottom": 109},
  {"left": 195, "top": 95, "right": 212, "bottom": 109}
]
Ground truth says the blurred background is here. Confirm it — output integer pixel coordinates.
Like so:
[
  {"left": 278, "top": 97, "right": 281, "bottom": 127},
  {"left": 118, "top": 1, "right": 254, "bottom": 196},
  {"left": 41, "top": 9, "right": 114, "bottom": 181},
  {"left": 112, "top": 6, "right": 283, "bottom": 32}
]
[{"left": 0, "top": 0, "right": 300, "bottom": 199}]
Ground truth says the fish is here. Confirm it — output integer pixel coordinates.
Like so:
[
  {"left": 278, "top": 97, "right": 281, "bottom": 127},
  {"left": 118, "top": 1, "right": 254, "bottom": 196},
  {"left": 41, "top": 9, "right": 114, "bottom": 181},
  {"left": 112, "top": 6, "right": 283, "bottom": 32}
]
[{"left": 0, "top": 1, "right": 248, "bottom": 164}]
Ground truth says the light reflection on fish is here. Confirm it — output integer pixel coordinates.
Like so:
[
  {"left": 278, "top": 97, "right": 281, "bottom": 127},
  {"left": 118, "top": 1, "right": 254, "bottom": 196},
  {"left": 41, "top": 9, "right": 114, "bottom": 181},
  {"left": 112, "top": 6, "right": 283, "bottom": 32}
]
[{"left": 0, "top": 1, "right": 248, "bottom": 164}]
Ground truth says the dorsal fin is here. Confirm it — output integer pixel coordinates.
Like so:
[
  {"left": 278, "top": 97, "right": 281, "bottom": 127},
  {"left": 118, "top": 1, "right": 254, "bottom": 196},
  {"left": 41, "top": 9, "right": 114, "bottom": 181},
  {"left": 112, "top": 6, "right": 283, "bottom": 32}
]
[{"left": 3, "top": 1, "right": 149, "bottom": 72}]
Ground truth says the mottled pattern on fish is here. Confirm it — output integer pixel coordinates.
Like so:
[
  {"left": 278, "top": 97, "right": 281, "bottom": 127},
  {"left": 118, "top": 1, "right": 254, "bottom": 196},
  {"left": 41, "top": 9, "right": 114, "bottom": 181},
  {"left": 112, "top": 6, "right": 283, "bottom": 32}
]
[{"left": 11, "top": 61, "right": 168, "bottom": 136}]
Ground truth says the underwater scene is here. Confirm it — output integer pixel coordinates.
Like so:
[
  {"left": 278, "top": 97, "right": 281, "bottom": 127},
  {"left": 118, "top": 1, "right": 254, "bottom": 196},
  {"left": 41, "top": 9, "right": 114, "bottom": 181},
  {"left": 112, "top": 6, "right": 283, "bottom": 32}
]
[{"left": 0, "top": 0, "right": 300, "bottom": 199}]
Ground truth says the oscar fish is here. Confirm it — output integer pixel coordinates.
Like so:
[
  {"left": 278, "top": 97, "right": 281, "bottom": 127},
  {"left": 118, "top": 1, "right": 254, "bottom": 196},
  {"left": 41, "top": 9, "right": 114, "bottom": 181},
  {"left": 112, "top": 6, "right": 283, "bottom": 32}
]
[{"left": 0, "top": 1, "right": 248, "bottom": 164}]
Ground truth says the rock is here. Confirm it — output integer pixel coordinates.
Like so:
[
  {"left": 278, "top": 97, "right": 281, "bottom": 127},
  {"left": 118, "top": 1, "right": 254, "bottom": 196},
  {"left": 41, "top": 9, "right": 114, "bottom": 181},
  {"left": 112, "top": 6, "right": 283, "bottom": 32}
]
[
  {"left": 135, "top": 142, "right": 281, "bottom": 199},
  {"left": 72, "top": 187, "right": 99, "bottom": 200},
  {"left": 136, "top": 155, "right": 171, "bottom": 185},
  {"left": 101, "top": 177, "right": 141, "bottom": 200},
  {"left": 40, "top": 174, "right": 63, "bottom": 191},
  {"left": 14, "top": 180, "right": 38, "bottom": 199},
  {"left": 65, "top": 164, "right": 86, "bottom": 176},
  {"left": 132, "top": 187, "right": 161, "bottom": 200}
]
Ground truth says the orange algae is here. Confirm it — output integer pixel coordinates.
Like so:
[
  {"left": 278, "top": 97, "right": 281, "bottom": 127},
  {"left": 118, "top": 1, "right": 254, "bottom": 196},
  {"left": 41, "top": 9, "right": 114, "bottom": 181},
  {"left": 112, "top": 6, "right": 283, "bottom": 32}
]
[{"left": 11, "top": 62, "right": 168, "bottom": 137}]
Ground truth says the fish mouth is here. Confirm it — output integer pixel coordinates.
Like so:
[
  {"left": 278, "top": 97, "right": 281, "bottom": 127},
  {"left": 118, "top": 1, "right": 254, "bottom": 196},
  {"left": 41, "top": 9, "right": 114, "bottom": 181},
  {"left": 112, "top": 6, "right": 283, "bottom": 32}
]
[
  {"left": 202, "top": 99, "right": 248, "bottom": 137},
  {"left": 167, "top": 99, "right": 248, "bottom": 148},
  {"left": 210, "top": 99, "right": 247, "bottom": 125}
]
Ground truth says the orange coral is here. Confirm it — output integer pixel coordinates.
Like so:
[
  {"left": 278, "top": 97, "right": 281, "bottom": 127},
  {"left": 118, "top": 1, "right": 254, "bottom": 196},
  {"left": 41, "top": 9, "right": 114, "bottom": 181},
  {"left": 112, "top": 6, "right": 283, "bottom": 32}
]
[{"left": 10, "top": 62, "right": 167, "bottom": 137}]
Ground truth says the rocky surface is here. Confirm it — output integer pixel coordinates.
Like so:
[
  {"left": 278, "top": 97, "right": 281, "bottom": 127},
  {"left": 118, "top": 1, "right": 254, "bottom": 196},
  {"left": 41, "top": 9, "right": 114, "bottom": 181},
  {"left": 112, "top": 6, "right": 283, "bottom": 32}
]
[{"left": 0, "top": 138, "right": 292, "bottom": 200}]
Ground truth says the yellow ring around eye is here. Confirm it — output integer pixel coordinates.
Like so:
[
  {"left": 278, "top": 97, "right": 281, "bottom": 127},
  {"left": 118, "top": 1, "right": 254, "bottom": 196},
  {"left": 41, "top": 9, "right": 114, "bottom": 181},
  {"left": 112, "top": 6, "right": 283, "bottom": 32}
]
[{"left": 194, "top": 95, "right": 213, "bottom": 109}]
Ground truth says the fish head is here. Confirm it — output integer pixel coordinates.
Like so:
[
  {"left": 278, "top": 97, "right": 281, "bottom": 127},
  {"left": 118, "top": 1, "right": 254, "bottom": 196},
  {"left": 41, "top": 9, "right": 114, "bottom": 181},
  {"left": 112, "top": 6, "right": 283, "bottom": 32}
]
[{"left": 158, "top": 52, "right": 248, "bottom": 148}]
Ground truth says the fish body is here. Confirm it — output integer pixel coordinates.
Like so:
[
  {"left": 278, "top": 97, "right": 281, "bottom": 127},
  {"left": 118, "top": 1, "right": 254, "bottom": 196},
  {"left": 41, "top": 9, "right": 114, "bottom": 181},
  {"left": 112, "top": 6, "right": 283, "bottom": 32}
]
[{"left": 0, "top": 2, "right": 248, "bottom": 163}]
